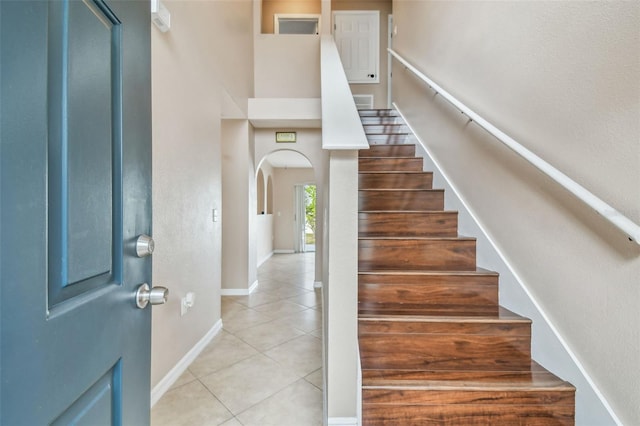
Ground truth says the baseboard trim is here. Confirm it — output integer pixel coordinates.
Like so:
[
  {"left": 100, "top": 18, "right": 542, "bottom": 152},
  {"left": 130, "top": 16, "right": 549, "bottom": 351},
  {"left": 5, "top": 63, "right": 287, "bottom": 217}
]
[
  {"left": 150, "top": 319, "right": 223, "bottom": 407},
  {"left": 220, "top": 280, "right": 259, "bottom": 296},
  {"left": 328, "top": 418, "right": 358, "bottom": 425},
  {"left": 258, "top": 251, "right": 274, "bottom": 267},
  {"left": 273, "top": 249, "right": 295, "bottom": 254},
  {"left": 314, "top": 281, "right": 323, "bottom": 289}
]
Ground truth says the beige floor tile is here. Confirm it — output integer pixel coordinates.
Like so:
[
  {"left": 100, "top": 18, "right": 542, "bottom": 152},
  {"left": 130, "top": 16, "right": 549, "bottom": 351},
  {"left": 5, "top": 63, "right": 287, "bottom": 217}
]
[
  {"left": 271, "top": 308, "right": 322, "bottom": 333},
  {"left": 304, "top": 368, "right": 323, "bottom": 390},
  {"left": 228, "top": 291, "right": 281, "bottom": 308},
  {"left": 188, "top": 331, "right": 259, "bottom": 378},
  {"left": 234, "top": 320, "right": 305, "bottom": 351},
  {"left": 221, "top": 299, "right": 246, "bottom": 318},
  {"left": 264, "top": 334, "right": 322, "bottom": 377},
  {"left": 151, "top": 381, "right": 233, "bottom": 426},
  {"left": 169, "top": 369, "right": 197, "bottom": 390},
  {"left": 218, "top": 418, "right": 243, "bottom": 426},
  {"left": 252, "top": 300, "right": 308, "bottom": 318},
  {"left": 286, "top": 291, "right": 322, "bottom": 308},
  {"left": 236, "top": 379, "right": 322, "bottom": 426},
  {"left": 263, "top": 285, "right": 310, "bottom": 299},
  {"left": 222, "top": 307, "right": 273, "bottom": 333},
  {"left": 200, "top": 354, "right": 299, "bottom": 415},
  {"left": 153, "top": 253, "right": 324, "bottom": 424}
]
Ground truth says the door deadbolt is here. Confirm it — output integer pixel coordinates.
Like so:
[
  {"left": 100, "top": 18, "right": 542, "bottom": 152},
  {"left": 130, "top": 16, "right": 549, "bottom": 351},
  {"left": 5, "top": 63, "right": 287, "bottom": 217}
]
[{"left": 136, "top": 234, "right": 155, "bottom": 257}]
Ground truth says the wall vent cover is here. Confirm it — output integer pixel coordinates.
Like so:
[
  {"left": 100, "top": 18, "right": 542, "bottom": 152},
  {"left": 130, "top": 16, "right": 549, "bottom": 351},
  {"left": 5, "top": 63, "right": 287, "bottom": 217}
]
[{"left": 353, "top": 94, "right": 374, "bottom": 109}]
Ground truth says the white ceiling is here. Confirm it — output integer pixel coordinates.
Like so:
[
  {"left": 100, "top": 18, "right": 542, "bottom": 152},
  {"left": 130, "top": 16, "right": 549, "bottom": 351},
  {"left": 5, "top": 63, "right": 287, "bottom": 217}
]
[{"left": 262, "top": 150, "right": 312, "bottom": 168}]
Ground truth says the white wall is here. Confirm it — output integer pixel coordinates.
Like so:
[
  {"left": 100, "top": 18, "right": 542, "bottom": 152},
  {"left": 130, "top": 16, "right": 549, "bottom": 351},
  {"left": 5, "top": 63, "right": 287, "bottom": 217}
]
[
  {"left": 150, "top": 0, "right": 253, "bottom": 390},
  {"left": 254, "top": 36, "right": 321, "bottom": 98},
  {"left": 392, "top": 1, "right": 640, "bottom": 424},
  {"left": 257, "top": 162, "right": 275, "bottom": 266},
  {"left": 221, "top": 120, "right": 258, "bottom": 293}
]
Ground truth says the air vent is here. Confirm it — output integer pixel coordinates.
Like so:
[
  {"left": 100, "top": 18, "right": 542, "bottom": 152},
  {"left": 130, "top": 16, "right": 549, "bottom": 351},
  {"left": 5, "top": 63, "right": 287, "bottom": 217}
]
[{"left": 353, "top": 94, "right": 374, "bottom": 109}]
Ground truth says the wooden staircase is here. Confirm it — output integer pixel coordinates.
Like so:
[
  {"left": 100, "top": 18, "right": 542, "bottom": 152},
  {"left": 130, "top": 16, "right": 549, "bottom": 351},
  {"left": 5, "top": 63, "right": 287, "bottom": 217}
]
[{"left": 357, "top": 109, "right": 575, "bottom": 425}]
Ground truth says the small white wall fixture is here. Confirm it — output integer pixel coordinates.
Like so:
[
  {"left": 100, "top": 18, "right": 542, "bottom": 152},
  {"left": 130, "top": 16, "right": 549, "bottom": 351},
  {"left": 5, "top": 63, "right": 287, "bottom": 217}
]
[{"left": 151, "top": 0, "right": 171, "bottom": 32}]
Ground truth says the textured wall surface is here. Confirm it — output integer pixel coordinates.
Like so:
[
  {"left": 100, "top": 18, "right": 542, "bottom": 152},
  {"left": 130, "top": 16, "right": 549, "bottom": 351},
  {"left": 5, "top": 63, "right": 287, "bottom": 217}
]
[
  {"left": 151, "top": 0, "right": 254, "bottom": 388},
  {"left": 392, "top": 1, "right": 639, "bottom": 424}
]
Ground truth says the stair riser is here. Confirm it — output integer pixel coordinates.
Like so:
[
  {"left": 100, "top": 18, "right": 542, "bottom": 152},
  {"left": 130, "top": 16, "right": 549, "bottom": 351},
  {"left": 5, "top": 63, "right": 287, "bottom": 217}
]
[
  {"left": 361, "top": 366, "right": 558, "bottom": 383},
  {"left": 359, "top": 334, "right": 531, "bottom": 370},
  {"left": 359, "top": 239, "right": 476, "bottom": 271},
  {"left": 363, "top": 389, "right": 575, "bottom": 406},
  {"left": 359, "top": 190, "right": 444, "bottom": 211},
  {"left": 359, "top": 212, "right": 456, "bottom": 237},
  {"left": 367, "top": 134, "right": 410, "bottom": 144},
  {"left": 362, "top": 405, "right": 574, "bottom": 425},
  {"left": 359, "top": 173, "right": 433, "bottom": 190},
  {"left": 359, "top": 158, "right": 423, "bottom": 171},
  {"left": 359, "top": 272, "right": 496, "bottom": 306},
  {"left": 364, "top": 125, "right": 409, "bottom": 134},
  {"left": 359, "top": 145, "right": 416, "bottom": 157},
  {"left": 359, "top": 110, "right": 398, "bottom": 117},
  {"left": 359, "top": 320, "right": 530, "bottom": 337},
  {"left": 360, "top": 117, "right": 404, "bottom": 125}
]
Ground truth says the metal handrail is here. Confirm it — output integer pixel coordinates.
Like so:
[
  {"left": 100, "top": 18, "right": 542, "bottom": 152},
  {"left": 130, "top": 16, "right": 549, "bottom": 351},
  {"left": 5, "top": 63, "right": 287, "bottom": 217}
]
[{"left": 389, "top": 48, "right": 640, "bottom": 245}]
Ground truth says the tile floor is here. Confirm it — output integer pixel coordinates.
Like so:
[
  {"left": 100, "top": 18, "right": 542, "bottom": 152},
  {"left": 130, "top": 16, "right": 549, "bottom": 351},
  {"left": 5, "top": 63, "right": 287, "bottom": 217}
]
[{"left": 151, "top": 253, "right": 323, "bottom": 426}]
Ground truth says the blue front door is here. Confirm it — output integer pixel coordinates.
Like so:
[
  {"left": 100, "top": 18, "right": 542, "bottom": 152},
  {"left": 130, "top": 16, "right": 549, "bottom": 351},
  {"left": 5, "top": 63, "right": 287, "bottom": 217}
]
[{"left": 1, "top": 0, "right": 152, "bottom": 424}]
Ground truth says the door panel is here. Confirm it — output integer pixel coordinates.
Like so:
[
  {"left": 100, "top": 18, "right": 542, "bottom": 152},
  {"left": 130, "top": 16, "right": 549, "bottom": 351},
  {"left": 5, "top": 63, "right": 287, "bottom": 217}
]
[
  {"left": 51, "top": 361, "right": 121, "bottom": 426},
  {"left": 48, "top": 0, "right": 121, "bottom": 305},
  {"left": 0, "top": 0, "right": 152, "bottom": 424},
  {"left": 333, "top": 11, "right": 379, "bottom": 84}
]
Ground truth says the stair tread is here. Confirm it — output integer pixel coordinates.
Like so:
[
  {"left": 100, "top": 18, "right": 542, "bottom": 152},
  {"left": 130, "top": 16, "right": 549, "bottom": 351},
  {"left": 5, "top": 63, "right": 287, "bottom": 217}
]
[
  {"left": 365, "top": 131, "right": 410, "bottom": 135},
  {"left": 359, "top": 307, "right": 502, "bottom": 317},
  {"left": 358, "top": 236, "right": 475, "bottom": 241},
  {"left": 359, "top": 307, "right": 530, "bottom": 324},
  {"left": 359, "top": 156, "right": 418, "bottom": 159},
  {"left": 359, "top": 171, "right": 429, "bottom": 174},
  {"left": 359, "top": 210, "right": 458, "bottom": 214},
  {"left": 359, "top": 188, "right": 441, "bottom": 191},
  {"left": 359, "top": 267, "right": 497, "bottom": 275},
  {"left": 362, "top": 363, "right": 574, "bottom": 391}
]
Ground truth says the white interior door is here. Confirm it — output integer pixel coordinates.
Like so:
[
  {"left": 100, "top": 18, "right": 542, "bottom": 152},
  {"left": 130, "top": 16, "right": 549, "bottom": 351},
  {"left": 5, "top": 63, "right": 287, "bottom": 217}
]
[
  {"left": 333, "top": 11, "right": 379, "bottom": 84},
  {"left": 294, "top": 185, "right": 306, "bottom": 253}
]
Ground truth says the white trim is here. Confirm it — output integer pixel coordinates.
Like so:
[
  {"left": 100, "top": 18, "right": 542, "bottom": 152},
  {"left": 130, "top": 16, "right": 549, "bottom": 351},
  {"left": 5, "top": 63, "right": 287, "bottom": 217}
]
[
  {"left": 313, "top": 281, "right": 323, "bottom": 289},
  {"left": 387, "top": 14, "right": 393, "bottom": 109},
  {"left": 274, "top": 13, "right": 320, "bottom": 35},
  {"left": 220, "top": 280, "right": 259, "bottom": 296},
  {"left": 394, "top": 103, "right": 622, "bottom": 425},
  {"left": 258, "top": 251, "right": 274, "bottom": 267},
  {"left": 150, "top": 319, "right": 223, "bottom": 407},
  {"left": 353, "top": 94, "right": 374, "bottom": 110},
  {"left": 273, "top": 249, "right": 295, "bottom": 254},
  {"left": 328, "top": 418, "right": 358, "bottom": 426}
]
